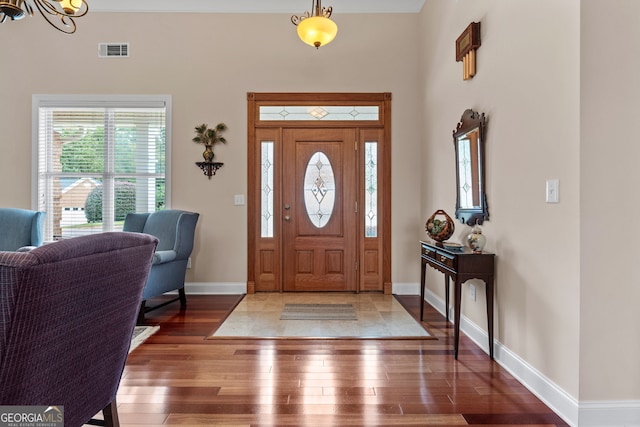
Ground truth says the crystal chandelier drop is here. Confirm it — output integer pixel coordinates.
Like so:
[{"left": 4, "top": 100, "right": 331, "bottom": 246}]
[
  {"left": 0, "top": 0, "right": 88, "bottom": 34},
  {"left": 291, "top": 0, "right": 338, "bottom": 49}
]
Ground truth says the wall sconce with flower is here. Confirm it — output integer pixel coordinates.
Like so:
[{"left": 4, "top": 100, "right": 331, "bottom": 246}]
[{"left": 193, "top": 122, "right": 227, "bottom": 179}]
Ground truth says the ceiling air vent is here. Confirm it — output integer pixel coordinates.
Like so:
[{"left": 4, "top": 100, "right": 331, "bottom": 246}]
[{"left": 98, "top": 43, "right": 129, "bottom": 58}]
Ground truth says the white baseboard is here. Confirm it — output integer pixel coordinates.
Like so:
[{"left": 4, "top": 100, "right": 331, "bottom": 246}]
[
  {"left": 421, "top": 286, "right": 579, "bottom": 426},
  {"left": 181, "top": 281, "right": 640, "bottom": 427},
  {"left": 578, "top": 402, "right": 640, "bottom": 426},
  {"left": 184, "top": 282, "right": 420, "bottom": 296},
  {"left": 391, "top": 282, "right": 420, "bottom": 295},
  {"left": 421, "top": 285, "right": 640, "bottom": 427},
  {"left": 183, "top": 282, "right": 246, "bottom": 294}
]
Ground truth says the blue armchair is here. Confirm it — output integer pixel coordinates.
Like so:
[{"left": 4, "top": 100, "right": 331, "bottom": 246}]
[
  {"left": 123, "top": 209, "right": 199, "bottom": 322},
  {"left": 0, "top": 208, "right": 45, "bottom": 251}
]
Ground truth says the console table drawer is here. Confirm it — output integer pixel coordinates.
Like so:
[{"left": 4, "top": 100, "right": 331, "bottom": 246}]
[
  {"left": 436, "top": 252, "right": 456, "bottom": 269},
  {"left": 422, "top": 245, "right": 436, "bottom": 259},
  {"left": 421, "top": 243, "right": 456, "bottom": 269}
]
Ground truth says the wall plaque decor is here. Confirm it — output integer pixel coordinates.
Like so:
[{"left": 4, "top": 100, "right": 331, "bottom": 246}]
[{"left": 456, "top": 22, "right": 481, "bottom": 80}]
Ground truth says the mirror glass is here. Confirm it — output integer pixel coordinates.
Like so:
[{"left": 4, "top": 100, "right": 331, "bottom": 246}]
[{"left": 453, "top": 109, "right": 488, "bottom": 225}]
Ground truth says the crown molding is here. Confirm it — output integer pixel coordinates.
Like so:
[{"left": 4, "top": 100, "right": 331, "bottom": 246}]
[{"left": 87, "top": 0, "right": 426, "bottom": 14}]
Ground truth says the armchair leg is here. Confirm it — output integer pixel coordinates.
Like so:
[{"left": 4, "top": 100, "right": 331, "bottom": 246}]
[
  {"left": 137, "top": 292, "right": 186, "bottom": 324},
  {"left": 86, "top": 399, "right": 119, "bottom": 427},
  {"left": 179, "top": 287, "right": 187, "bottom": 306},
  {"left": 102, "top": 399, "right": 120, "bottom": 427},
  {"left": 137, "top": 301, "right": 146, "bottom": 325}
]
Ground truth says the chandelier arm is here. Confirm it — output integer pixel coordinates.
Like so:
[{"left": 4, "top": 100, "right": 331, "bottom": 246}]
[
  {"left": 35, "top": 0, "right": 88, "bottom": 18},
  {"left": 32, "top": 3, "right": 77, "bottom": 33},
  {"left": 291, "top": 9, "right": 311, "bottom": 26},
  {"left": 25, "top": 0, "right": 34, "bottom": 15},
  {"left": 30, "top": 0, "right": 88, "bottom": 33}
]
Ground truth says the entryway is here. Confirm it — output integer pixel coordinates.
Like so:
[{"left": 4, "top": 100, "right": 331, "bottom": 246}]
[{"left": 247, "top": 93, "right": 391, "bottom": 293}]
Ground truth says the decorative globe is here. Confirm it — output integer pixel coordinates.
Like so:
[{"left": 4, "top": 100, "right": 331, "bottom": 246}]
[{"left": 425, "top": 210, "right": 454, "bottom": 242}]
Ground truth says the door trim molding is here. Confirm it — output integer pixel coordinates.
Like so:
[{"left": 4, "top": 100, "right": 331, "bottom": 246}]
[{"left": 247, "top": 92, "right": 392, "bottom": 293}]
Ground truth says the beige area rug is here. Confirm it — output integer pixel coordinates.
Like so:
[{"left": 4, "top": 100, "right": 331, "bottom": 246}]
[
  {"left": 129, "top": 325, "right": 159, "bottom": 353},
  {"left": 208, "top": 293, "right": 433, "bottom": 339}
]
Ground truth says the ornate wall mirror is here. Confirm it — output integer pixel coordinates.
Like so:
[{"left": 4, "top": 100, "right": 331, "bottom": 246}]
[{"left": 453, "top": 109, "right": 488, "bottom": 225}]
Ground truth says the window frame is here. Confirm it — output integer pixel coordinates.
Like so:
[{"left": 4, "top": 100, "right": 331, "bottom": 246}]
[{"left": 31, "top": 94, "right": 172, "bottom": 239}]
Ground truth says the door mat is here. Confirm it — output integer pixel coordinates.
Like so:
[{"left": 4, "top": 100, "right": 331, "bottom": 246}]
[{"left": 280, "top": 303, "right": 357, "bottom": 320}]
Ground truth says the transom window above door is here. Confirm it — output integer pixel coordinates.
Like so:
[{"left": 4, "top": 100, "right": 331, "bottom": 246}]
[{"left": 259, "top": 105, "right": 379, "bottom": 121}]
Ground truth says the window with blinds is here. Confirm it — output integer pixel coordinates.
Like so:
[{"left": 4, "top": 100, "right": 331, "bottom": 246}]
[{"left": 33, "top": 95, "right": 170, "bottom": 241}]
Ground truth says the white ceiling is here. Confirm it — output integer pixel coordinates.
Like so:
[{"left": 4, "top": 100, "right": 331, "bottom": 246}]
[{"left": 87, "top": 0, "right": 426, "bottom": 14}]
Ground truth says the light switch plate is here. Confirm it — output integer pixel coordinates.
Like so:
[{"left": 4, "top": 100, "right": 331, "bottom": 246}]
[
  {"left": 546, "top": 179, "right": 559, "bottom": 203},
  {"left": 234, "top": 194, "right": 245, "bottom": 206}
]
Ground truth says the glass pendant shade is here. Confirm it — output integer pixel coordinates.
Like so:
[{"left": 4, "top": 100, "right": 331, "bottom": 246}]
[
  {"left": 296, "top": 16, "right": 338, "bottom": 48},
  {"left": 58, "top": 0, "right": 80, "bottom": 14},
  {"left": 0, "top": 0, "right": 26, "bottom": 19}
]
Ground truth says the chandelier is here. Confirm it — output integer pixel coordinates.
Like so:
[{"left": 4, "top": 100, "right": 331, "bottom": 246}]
[
  {"left": 0, "top": 0, "right": 88, "bottom": 34},
  {"left": 291, "top": 0, "right": 338, "bottom": 49}
]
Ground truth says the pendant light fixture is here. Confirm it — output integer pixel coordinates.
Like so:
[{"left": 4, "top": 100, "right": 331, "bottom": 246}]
[
  {"left": 291, "top": 0, "right": 338, "bottom": 49},
  {"left": 0, "top": 0, "right": 88, "bottom": 34}
]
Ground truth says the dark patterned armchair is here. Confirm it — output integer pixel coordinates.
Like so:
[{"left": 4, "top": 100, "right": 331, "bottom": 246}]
[{"left": 0, "top": 232, "right": 157, "bottom": 427}]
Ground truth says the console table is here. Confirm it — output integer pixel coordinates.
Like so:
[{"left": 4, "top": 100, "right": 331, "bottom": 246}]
[{"left": 420, "top": 241, "right": 495, "bottom": 359}]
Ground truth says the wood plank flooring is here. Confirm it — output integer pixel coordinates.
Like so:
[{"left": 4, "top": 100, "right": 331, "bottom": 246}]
[{"left": 115, "top": 294, "right": 569, "bottom": 426}]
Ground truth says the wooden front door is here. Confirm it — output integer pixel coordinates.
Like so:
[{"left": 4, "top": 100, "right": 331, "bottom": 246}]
[
  {"left": 248, "top": 92, "right": 392, "bottom": 294},
  {"left": 282, "top": 128, "right": 357, "bottom": 291}
]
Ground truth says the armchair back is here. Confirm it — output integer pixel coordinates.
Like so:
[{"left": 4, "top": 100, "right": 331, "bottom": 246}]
[
  {"left": 0, "top": 208, "right": 45, "bottom": 250},
  {"left": 123, "top": 210, "right": 199, "bottom": 259}
]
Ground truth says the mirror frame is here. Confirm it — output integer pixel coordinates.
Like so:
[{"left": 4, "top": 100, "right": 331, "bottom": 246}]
[{"left": 453, "top": 109, "right": 489, "bottom": 226}]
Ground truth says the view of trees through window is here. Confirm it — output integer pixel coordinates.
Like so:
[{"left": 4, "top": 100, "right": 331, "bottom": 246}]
[{"left": 36, "top": 97, "right": 169, "bottom": 241}]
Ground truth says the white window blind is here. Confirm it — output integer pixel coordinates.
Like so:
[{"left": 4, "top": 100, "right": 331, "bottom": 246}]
[{"left": 34, "top": 95, "right": 170, "bottom": 241}]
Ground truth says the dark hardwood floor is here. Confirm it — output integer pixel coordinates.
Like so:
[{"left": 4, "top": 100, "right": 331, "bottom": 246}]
[{"left": 116, "top": 294, "right": 568, "bottom": 426}]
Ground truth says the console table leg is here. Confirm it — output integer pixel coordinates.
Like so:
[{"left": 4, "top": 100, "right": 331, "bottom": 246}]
[
  {"left": 486, "top": 276, "right": 494, "bottom": 360},
  {"left": 420, "top": 260, "right": 426, "bottom": 321},
  {"left": 453, "top": 279, "right": 462, "bottom": 359},
  {"left": 445, "top": 275, "right": 450, "bottom": 322}
]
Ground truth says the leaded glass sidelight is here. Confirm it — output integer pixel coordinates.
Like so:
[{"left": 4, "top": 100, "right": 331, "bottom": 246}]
[
  {"left": 303, "top": 152, "right": 335, "bottom": 228},
  {"left": 261, "top": 141, "right": 274, "bottom": 237},
  {"left": 365, "top": 142, "right": 378, "bottom": 237}
]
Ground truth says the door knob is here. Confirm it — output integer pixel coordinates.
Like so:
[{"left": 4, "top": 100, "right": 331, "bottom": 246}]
[
  {"left": 284, "top": 204, "right": 291, "bottom": 210},
  {"left": 284, "top": 215, "right": 291, "bottom": 221}
]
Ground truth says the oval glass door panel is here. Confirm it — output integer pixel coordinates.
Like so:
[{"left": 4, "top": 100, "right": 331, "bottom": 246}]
[{"left": 304, "top": 151, "right": 335, "bottom": 228}]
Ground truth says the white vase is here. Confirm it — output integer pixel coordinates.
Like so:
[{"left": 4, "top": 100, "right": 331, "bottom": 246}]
[{"left": 467, "top": 223, "right": 486, "bottom": 253}]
